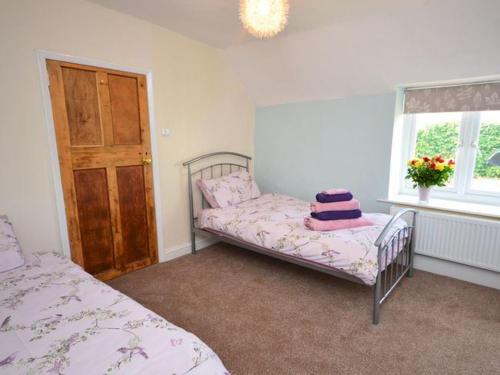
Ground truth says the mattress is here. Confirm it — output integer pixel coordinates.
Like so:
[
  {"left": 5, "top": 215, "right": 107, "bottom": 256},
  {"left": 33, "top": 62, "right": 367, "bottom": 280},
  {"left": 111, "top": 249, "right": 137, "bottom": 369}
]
[
  {"left": 199, "top": 193, "right": 407, "bottom": 286},
  {"left": 0, "top": 251, "right": 228, "bottom": 375}
]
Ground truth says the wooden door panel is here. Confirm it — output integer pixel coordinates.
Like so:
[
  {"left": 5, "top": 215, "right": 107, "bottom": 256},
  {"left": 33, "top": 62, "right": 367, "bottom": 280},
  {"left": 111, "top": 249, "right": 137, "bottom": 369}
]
[
  {"left": 116, "top": 165, "right": 150, "bottom": 266},
  {"left": 71, "top": 146, "right": 143, "bottom": 169},
  {"left": 61, "top": 67, "right": 103, "bottom": 146},
  {"left": 47, "top": 60, "right": 158, "bottom": 280},
  {"left": 73, "top": 168, "right": 115, "bottom": 275},
  {"left": 108, "top": 74, "right": 142, "bottom": 145}
]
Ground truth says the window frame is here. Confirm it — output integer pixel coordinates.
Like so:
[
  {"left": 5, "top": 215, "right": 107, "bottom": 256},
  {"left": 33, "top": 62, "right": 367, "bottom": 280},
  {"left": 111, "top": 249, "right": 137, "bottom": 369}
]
[{"left": 399, "top": 111, "right": 500, "bottom": 205}]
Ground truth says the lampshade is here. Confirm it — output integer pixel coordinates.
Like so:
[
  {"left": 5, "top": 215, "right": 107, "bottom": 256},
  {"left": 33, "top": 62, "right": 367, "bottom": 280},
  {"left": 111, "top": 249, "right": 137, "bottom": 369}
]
[{"left": 239, "top": 0, "right": 289, "bottom": 39}]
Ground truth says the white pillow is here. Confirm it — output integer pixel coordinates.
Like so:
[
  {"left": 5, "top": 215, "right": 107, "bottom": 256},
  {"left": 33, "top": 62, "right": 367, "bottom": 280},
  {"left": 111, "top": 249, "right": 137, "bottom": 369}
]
[
  {"left": 198, "top": 170, "right": 261, "bottom": 208},
  {"left": 0, "top": 215, "right": 25, "bottom": 273}
]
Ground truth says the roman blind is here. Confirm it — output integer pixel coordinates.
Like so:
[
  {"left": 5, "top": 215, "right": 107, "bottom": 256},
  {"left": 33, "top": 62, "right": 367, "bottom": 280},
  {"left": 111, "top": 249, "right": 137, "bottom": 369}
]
[{"left": 403, "top": 82, "right": 500, "bottom": 113}]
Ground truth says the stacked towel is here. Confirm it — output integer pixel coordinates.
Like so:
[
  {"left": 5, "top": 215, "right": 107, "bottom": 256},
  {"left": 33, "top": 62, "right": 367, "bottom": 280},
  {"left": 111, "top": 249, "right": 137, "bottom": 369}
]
[
  {"left": 311, "top": 209, "right": 362, "bottom": 221},
  {"left": 305, "top": 189, "right": 373, "bottom": 231},
  {"left": 315, "top": 192, "right": 353, "bottom": 203},
  {"left": 304, "top": 216, "right": 373, "bottom": 231},
  {"left": 310, "top": 199, "right": 360, "bottom": 213}
]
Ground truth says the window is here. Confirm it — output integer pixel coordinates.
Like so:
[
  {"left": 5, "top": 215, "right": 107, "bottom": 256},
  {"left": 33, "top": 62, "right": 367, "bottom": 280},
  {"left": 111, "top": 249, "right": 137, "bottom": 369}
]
[
  {"left": 411, "top": 112, "right": 461, "bottom": 188},
  {"left": 395, "top": 82, "right": 500, "bottom": 205},
  {"left": 470, "top": 111, "right": 500, "bottom": 193}
]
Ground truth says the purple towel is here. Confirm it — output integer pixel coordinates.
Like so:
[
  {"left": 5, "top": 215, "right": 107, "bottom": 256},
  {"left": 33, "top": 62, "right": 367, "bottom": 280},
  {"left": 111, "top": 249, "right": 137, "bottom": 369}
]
[
  {"left": 315, "top": 192, "right": 353, "bottom": 203},
  {"left": 311, "top": 209, "right": 362, "bottom": 221}
]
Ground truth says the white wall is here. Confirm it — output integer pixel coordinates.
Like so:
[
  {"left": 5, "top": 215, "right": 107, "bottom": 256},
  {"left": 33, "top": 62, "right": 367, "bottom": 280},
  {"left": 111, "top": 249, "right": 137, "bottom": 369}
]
[
  {"left": 225, "top": 0, "right": 500, "bottom": 106},
  {"left": 152, "top": 26, "right": 254, "bottom": 254},
  {"left": 0, "top": 0, "right": 254, "bottom": 258}
]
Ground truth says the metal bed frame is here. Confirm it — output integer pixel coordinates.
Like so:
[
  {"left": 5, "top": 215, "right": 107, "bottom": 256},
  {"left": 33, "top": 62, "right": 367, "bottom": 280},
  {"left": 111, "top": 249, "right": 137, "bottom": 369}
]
[{"left": 183, "top": 152, "right": 417, "bottom": 324}]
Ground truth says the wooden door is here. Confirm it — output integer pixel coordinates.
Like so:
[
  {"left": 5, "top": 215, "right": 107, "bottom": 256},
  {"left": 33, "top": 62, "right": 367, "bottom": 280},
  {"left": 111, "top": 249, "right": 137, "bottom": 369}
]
[{"left": 46, "top": 60, "right": 158, "bottom": 280}]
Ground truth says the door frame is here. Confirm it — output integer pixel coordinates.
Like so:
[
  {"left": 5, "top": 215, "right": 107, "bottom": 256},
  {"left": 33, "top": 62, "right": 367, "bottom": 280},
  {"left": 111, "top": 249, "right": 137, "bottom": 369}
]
[{"left": 36, "top": 50, "right": 164, "bottom": 261}]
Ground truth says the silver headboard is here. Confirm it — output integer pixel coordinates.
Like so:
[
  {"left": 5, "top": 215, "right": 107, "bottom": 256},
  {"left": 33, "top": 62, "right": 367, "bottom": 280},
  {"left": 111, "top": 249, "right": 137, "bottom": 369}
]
[{"left": 182, "top": 152, "right": 252, "bottom": 246}]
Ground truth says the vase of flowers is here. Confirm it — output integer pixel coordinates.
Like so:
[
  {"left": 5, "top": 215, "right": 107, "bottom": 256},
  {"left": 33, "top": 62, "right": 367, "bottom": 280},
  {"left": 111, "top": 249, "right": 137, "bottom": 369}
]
[{"left": 406, "top": 155, "right": 455, "bottom": 202}]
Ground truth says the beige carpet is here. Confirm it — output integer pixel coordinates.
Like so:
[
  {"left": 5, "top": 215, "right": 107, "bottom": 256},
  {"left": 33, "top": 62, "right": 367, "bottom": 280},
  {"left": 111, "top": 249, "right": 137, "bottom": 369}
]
[{"left": 108, "top": 243, "right": 500, "bottom": 375}]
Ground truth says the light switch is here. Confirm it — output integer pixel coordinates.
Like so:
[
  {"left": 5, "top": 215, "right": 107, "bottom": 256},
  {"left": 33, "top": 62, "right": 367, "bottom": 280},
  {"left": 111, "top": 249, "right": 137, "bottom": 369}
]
[{"left": 161, "top": 128, "right": 171, "bottom": 137}]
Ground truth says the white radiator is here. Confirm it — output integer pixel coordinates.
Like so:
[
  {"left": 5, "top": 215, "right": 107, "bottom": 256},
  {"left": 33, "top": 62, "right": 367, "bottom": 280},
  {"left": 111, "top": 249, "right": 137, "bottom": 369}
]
[{"left": 390, "top": 207, "right": 500, "bottom": 273}]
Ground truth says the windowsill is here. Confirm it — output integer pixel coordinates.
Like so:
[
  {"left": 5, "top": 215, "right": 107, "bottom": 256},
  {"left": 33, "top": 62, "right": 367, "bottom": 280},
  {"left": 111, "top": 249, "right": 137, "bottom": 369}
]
[{"left": 378, "top": 195, "right": 500, "bottom": 220}]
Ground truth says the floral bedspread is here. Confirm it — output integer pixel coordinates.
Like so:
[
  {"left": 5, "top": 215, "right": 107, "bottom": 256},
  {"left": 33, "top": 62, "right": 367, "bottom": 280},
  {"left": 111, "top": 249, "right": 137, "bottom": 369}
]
[
  {"left": 199, "top": 194, "right": 407, "bottom": 286},
  {"left": 0, "top": 252, "right": 228, "bottom": 375}
]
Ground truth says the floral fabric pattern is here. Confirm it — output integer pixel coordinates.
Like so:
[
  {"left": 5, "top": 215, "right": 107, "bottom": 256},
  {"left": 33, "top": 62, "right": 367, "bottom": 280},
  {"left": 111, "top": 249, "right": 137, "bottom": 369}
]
[
  {"left": 0, "top": 252, "right": 228, "bottom": 375},
  {"left": 404, "top": 83, "right": 500, "bottom": 113},
  {"left": 0, "top": 215, "right": 24, "bottom": 273},
  {"left": 199, "top": 194, "right": 407, "bottom": 285},
  {"left": 198, "top": 170, "right": 261, "bottom": 208}
]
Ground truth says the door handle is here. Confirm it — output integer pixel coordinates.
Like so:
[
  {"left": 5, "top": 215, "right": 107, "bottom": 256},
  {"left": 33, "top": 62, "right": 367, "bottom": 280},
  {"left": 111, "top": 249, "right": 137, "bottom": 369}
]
[{"left": 142, "top": 157, "right": 152, "bottom": 166}]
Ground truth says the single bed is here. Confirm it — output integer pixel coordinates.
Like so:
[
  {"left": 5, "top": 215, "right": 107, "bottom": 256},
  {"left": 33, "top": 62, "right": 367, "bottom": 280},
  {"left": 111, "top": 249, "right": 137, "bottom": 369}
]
[
  {"left": 0, "top": 251, "right": 228, "bottom": 374},
  {"left": 183, "top": 152, "right": 417, "bottom": 325}
]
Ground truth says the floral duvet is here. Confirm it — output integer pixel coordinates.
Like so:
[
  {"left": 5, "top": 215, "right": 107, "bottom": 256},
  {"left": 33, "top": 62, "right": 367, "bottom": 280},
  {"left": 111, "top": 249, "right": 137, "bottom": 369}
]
[
  {"left": 199, "top": 193, "right": 407, "bottom": 286},
  {"left": 0, "top": 252, "right": 228, "bottom": 375}
]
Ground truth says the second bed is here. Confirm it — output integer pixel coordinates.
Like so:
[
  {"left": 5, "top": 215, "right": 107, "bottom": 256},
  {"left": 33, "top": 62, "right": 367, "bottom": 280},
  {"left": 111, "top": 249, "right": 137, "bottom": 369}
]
[{"left": 184, "top": 152, "right": 417, "bottom": 324}]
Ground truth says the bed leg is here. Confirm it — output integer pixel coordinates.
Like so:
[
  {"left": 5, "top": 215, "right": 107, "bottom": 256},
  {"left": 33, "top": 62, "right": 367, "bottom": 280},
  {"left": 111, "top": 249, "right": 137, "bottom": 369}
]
[
  {"left": 372, "top": 280, "right": 381, "bottom": 325},
  {"left": 407, "top": 261, "right": 414, "bottom": 277},
  {"left": 187, "top": 162, "right": 197, "bottom": 255},
  {"left": 190, "top": 230, "right": 197, "bottom": 255},
  {"left": 372, "top": 242, "right": 383, "bottom": 325},
  {"left": 407, "top": 225, "right": 416, "bottom": 277}
]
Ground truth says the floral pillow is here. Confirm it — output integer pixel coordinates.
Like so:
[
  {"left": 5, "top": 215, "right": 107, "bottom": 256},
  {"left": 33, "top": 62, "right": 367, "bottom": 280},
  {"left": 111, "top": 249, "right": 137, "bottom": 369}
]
[
  {"left": 198, "top": 170, "right": 261, "bottom": 208},
  {"left": 197, "top": 179, "right": 221, "bottom": 208},
  {"left": 0, "top": 215, "right": 25, "bottom": 272}
]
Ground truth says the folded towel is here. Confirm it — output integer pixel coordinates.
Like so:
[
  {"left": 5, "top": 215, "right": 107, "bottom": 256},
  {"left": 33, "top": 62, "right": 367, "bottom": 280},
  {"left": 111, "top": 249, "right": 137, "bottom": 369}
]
[
  {"left": 321, "top": 188, "right": 349, "bottom": 195},
  {"left": 316, "top": 192, "right": 353, "bottom": 203},
  {"left": 310, "top": 199, "right": 360, "bottom": 213},
  {"left": 304, "top": 216, "right": 373, "bottom": 231},
  {"left": 311, "top": 209, "right": 362, "bottom": 221}
]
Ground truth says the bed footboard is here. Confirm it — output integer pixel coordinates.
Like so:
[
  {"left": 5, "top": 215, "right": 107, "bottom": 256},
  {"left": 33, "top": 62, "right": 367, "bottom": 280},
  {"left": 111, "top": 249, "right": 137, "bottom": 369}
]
[{"left": 372, "top": 209, "right": 417, "bottom": 325}]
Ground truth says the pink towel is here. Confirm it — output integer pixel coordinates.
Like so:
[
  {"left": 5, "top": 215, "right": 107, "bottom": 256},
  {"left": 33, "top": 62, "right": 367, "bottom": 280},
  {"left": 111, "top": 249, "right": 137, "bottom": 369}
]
[
  {"left": 321, "top": 188, "right": 349, "bottom": 195},
  {"left": 304, "top": 216, "right": 373, "bottom": 231},
  {"left": 310, "top": 199, "right": 361, "bottom": 213}
]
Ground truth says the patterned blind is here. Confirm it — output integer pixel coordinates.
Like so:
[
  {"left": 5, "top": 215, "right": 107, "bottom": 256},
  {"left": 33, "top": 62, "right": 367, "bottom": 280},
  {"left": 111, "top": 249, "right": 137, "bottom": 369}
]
[{"left": 403, "top": 82, "right": 500, "bottom": 113}]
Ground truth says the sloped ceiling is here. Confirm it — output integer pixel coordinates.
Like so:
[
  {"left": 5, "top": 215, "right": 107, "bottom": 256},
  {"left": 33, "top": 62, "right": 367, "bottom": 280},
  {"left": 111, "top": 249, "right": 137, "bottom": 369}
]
[
  {"left": 87, "top": 0, "right": 411, "bottom": 48},
  {"left": 89, "top": 0, "right": 500, "bottom": 106}
]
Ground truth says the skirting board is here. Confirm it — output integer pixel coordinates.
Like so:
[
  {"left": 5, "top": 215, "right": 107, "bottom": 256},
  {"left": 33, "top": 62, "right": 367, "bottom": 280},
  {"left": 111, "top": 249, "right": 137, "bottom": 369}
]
[
  {"left": 414, "top": 254, "right": 500, "bottom": 290},
  {"left": 160, "top": 236, "right": 219, "bottom": 263}
]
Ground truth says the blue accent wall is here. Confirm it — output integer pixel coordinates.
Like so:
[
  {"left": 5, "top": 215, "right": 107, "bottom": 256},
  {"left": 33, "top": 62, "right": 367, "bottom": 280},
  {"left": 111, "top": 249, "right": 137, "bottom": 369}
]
[{"left": 255, "top": 93, "right": 396, "bottom": 213}]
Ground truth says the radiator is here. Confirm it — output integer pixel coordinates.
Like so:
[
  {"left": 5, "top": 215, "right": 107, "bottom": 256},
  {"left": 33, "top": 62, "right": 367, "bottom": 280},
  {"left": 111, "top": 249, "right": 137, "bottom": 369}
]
[{"left": 390, "top": 207, "right": 500, "bottom": 272}]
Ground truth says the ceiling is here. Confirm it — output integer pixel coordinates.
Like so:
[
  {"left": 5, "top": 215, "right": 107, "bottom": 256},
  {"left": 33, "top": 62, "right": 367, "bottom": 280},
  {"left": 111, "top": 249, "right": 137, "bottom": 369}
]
[
  {"left": 88, "top": 0, "right": 414, "bottom": 48},
  {"left": 88, "top": 0, "right": 500, "bottom": 106}
]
